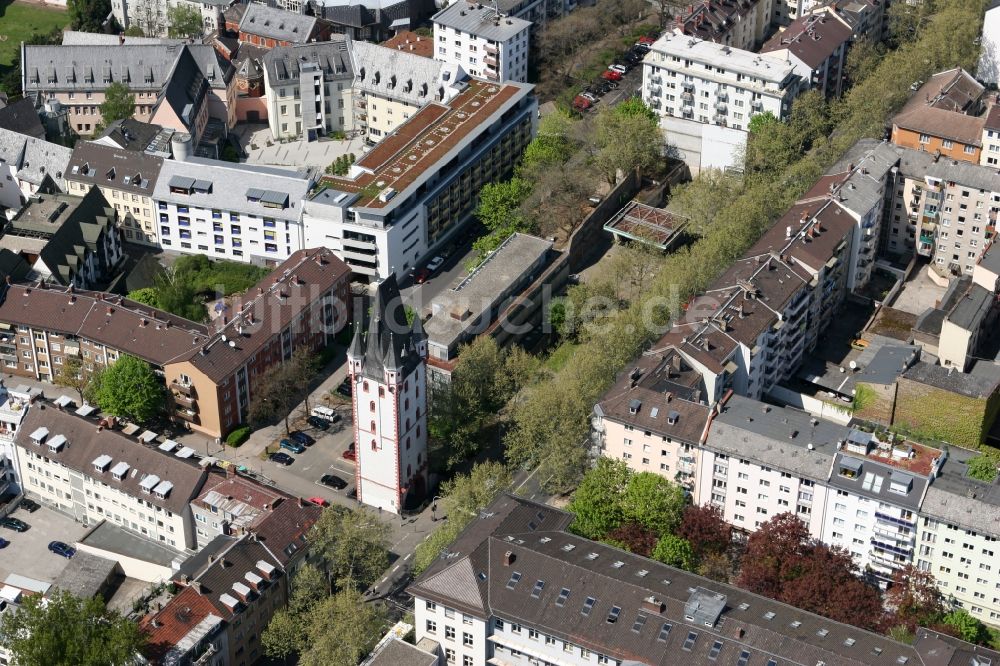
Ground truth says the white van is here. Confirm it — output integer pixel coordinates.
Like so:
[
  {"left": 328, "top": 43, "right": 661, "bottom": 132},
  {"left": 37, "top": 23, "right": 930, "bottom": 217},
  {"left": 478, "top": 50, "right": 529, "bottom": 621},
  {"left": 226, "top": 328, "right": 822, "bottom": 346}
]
[{"left": 311, "top": 405, "right": 337, "bottom": 419}]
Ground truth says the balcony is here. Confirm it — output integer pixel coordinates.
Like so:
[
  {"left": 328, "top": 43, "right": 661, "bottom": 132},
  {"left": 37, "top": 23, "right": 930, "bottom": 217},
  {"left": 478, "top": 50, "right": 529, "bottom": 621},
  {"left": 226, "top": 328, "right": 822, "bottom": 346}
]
[
  {"left": 484, "top": 43, "right": 498, "bottom": 55},
  {"left": 650, "top": 75, "right": 662, "bottom": 85},
  {"left": 875, "top": 511, "right": 915, "bottom": 527},
  {"left": 872, "top": 526, "right": 913, "bottom": 543},
  {"left": 680, "top": 91, "right": 694, "bottom": 102},
  {"left": 751, "top": 99, "right": 763, "bottom": 110},
  {"left": 714, "top": 101, "right": 727, "bottom": 112},
  {"left": 170, "top": 380, "right": 196, "bottom": 397},
  {"left": 173, "top": 392, "right": 197, "bottom": 409},
  {"left": 174, "top": 407, "right": 200, "bottom": 424},
  {"left": 715, "top": 88, "right": 728, "bottom": 101},
  {"left": 354, "top": 98, "right": 366, "bottom": 109},
  {"left": 681, "top": 80, "right": 694, "bottom": 90},
  {"left": 484, "top": 55, "right": 498, "bottom": 67},
  {"left": 194, "top": 643, "right": 217, "bottom": 665},
  {"left": 484, "top": 70, "right": 500, "bottom": 81}
]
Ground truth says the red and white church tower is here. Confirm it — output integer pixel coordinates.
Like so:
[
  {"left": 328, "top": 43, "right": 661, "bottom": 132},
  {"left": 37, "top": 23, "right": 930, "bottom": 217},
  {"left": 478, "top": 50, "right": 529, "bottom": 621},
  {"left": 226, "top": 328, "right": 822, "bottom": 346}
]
[{"left": 347, "top": 275, "right": 429, "bottom": 514}]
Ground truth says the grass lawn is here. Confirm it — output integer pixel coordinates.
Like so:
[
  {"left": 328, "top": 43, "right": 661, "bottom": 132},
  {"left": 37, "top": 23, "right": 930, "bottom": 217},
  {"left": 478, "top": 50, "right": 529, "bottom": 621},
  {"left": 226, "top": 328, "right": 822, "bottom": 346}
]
[{"left": 0, "top": 0, "right": 68, "bottom": 69}]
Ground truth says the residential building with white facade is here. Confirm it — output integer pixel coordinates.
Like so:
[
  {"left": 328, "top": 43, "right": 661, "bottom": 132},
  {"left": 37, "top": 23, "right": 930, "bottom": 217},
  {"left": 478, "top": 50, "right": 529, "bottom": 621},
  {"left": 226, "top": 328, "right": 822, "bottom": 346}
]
[
  {"left": 432, "top": 1, "right": 531, "bottom": 83},
  {"left": 350, "top": 39, "right": 467, "bottom": 144},
  {"left": 641, "top": 31, "right": 803, "bottom": 172},
  {"left": 263, "top": 39, "right": 355, "bottom": 141},
  {"left": 0, "top": 128, "right": 72, "bottom": 209},
  {"left": 673, "top": 0, "right": 775, "bottom": 51},
  {"left": 347, "top": 276, "right": 429, "bottom": 514},
  {"left": 152, "top": 157, "right": 313, "bottom": 266},
  {"left": 13, "top": 404, "right": 209, "bottom": 551},
  {"left": 981, "top": 104, "right": 1000, "bottom": 167},
  {"left": 409, "top": 492, "right": 997, "bottom": 666},
  {"left": 306, "top": 79, "right": 536, "bottom": 281}
]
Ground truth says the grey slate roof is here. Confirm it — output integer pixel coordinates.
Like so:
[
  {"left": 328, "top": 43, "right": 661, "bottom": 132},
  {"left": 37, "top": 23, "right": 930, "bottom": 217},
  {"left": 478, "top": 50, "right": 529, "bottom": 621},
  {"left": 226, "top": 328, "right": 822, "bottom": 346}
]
[
  {"left": 978, "top": 239, "right": 1000, "bottom": 277},
  {"left": 51, "top": 551, "right": 120, "bottom": 599},
  {"left": 707, "top": 394, "right": 847, "bottom": 481},
  {"left": 350, "top": 39, "right": 467, "bottom": 106},
  {"left": 0, "top": 98, "right": 44, "bottom": 138},
  {"left": 152, "top": 158, "right": 311, "bottom": 221},
  {"left": 920, "top": 445, "right": 1000, "bottom": 536},
  {"left": 924, "top": 158, "right": 1000, "bottom": 193},
  {"left": 409, "top": 493, "right": 941, "bottom": 666},
  {"left": 0, "top": 128, "right": 72, "bottom": 188},
  {"left": 902, "top": 359, "right": 1000, "bottom": 398},
  {"left": 262, "top": 38, "right": 353, "bottom": 84},
  {"left": 22, "top": 44, "right": 231, "bottom": 94},
  {"left": 827, "top": 451, "right": 928, "bottom": 510},
  {"left": 350, "top": 274, "right": 425, "bottom": 380},
  {"left": 826, "top": 140, "right": 900, "bottom": 219},
  {"left": 239, "top": 4, "right": 319, "bottom": 42},
  {"left": 431, "top": 0, "right": 531, "bottom": 40},
  {"left": 61, "top": 31, "right": 186, "bottom": 46},
  {"left": 65, "top": 141, "right": 163, "bottom": 196},
  {"left": 947, "top": 282, "right": 993, "bottom": 331},
  {"left": 365, "top": 638, "right": 438, "bottom": 666}
]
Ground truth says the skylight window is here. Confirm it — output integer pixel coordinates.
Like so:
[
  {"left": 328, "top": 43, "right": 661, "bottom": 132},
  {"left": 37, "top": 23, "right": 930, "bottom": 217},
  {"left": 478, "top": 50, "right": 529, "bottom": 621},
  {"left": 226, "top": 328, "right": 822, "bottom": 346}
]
[
  {"left": 581, "top": 597, "right": 596, "bottom": 617},
  {"left": 738, "top": 602, "right": 750, "bottom": 611},
  {"left": 561, "top": 544, "right": 576, "bottom": 552},
  {"left": 607, "top": 606, "right": 621, "bottom": 624},
  {"left": 763, "top": 611, "right": 776, "bottom": 620},
  {"left": 637, "top": 569, "right": 649, "bottom": 577},
  {"left": 682, "top": 631, "right": 698, "bottom": 651},
  {"left": 555, "top": 588, "right": 570, "bottom": 607},
  {"left": 658, "top": 623, "right": 672, "bottom": 642},
  {"left": 844, "top": 638, "right": 856, "bottom": 647},
  {"left": 612, "top": 561, "right": 624, "bottom": 568},
  {"left": 709, "top": 640, "right": 723, "bottom": 660},
  {"left": 737, "top": 651, "right": 751, "bottom": 666},
  {"left": 531, "top": 580, "right": 545, "bottom": 599},
  {"left": 505, "top": 572, "right": 522, "bottom": 590},
  {"left": 632, "top": 614, "right": 647, "bottom": 633},
  {"left": 790, "top": 620, "right": 802, "bottom": 628},
  {"left": 585, "top": 552, "right": 599, "bottom": 560},
  {"left": 817, "top": 628, "right": 829, "bottom": 637},
  {"left": 767, "top": 660, "right": 777, "bottom": 666}
]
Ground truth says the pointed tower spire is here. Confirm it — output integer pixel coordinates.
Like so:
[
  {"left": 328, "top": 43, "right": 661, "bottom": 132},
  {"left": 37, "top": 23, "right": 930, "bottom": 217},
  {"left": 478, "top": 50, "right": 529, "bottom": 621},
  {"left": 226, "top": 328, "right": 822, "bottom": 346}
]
[{"left": 347, "top": 320, "right": 365, "bottom": 361}]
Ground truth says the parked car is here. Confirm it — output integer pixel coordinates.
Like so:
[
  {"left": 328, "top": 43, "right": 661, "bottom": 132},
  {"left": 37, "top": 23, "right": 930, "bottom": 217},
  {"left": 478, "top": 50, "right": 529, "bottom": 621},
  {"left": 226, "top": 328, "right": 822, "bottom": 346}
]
[
  {"left": 18, "top": 498, "right": 40, "bottom": 513},
  {"left": 0, "top": 517, "right": 28, "bottom": 532},
  {"left": 48, "top": 541, "right": 75, "bottom": 559},
  {"left": 307, "top": 416, "right": 330, "bottom": 430},
  {"left": 306, "top": 497, "right": 329, "bottom": 507},
  {"left": 336, "top": 379, "right": 352, "bottom": 397},
  {"left": 342, "top": 442, "right": 357, "bottom": 461},
  {"left": 280, "top": 439, "right": 306, "bottom": 454},
  {"left": 426, "top": 255, "right": 445, "bottom": 273},
  {"left": 632, "top": 42, "right": 651, "bottom": 53},
  {"left": 319, "top": 474, "right": 348, "bottom": 490},
  {"left": 581, "top": 92, "right": 598, "bottom": 103},
  {"left": 412, "top": 267, "right": 432, "bottom": 284},
  {"left": 637, "top": 35, "right": 657, "bottom": 45},
  {"left": 601, "top": 70, "right": 623, "bottom": 81},
  {"left": 290, "top": 431, "right": 315, "bottom": 446},
  {"left": 573, "top": 95, "right": 592, "bottom": 112},
  {"left": 270, "top": 452, "right": 295, "bottom": 466},
  {"left": 0, "top": 537, "right": 8, "bottom": 548},
  {"left": 608, "top": 64, "right": 628, "bottom": 75}
]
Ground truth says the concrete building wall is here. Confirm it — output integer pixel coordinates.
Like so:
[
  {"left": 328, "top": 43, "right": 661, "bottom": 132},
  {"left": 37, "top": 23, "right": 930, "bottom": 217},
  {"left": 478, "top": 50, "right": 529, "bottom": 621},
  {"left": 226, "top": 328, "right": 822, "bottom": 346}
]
[{"left": 917, "top": 516, "right": 1000, "bottom": 624}]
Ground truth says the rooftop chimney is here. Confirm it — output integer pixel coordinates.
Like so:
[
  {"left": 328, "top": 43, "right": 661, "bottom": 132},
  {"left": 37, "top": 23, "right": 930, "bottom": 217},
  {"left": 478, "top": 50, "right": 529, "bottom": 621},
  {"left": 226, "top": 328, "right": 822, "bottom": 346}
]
[{"left": 503, "top": 551, "right": 516, "bottom": 566}]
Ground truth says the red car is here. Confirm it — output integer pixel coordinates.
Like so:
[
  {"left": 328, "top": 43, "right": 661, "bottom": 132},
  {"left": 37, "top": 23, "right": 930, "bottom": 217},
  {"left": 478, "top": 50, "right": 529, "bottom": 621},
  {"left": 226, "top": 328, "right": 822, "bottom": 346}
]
[
  {"left": 601, "top": 70, "right": 622, "bottom": 82},
  {"left": 413, "top": 267, "right": 431, "bottom": 284},
  {"left": 342, "top": 442, "right": 356, "bottom": 462},
  {"left": 637, "top": 35, "right": 656, "bottom": 45},
  {"left": 573, "top": 95, "right": 592, "bottom": 112},
  {"left": 307, "top": 497, "right": 329, "bottom": 507}
]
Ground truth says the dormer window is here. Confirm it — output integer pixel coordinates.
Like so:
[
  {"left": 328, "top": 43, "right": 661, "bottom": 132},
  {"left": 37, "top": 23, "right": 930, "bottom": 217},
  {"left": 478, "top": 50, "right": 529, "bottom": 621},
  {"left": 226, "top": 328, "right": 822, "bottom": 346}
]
[
  {"left": 111, "top": 461, "right": 130, "bottom": 480},
  {"left": 629, "top": 399, "right": 641, "bottom": 415},
  {"left": 838, "top": 457, "right": 862, "bottom": 479},
  {"left": 29, "top": 427, "right": 49, "bottom": 444},
  {"left": 92, "top": 454, "right": 112, "bottom": 472}
]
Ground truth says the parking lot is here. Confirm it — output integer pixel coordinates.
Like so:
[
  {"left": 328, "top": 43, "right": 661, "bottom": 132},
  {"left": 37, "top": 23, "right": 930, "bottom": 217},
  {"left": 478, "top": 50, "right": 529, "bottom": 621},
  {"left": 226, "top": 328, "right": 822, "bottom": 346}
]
[{"left": 0, "top": 504, "right": 89, "bottom": 584}]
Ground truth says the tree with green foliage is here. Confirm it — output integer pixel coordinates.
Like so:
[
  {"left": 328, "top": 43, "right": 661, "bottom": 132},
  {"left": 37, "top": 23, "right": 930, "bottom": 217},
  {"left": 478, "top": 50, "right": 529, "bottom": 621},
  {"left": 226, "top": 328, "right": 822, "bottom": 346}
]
[
  {"left": 299, "top": 589, "right": 387, "bottom": 666},
  {"left": 614, "top": 97, "right": 659, "bottom": 123},
  {"left": 475, "top": 178, "right": 533, "bottom": 231},
  {"left": 248, "top": 349, "right": 318, "bottom": 433},
  {"left": 167, "top": 3, "right": 204, "bottom": 38},
  {"left": 414, "top": 462, "right": 513, "bottom": 574},
  {"left": 92, "top": 354, "right": 163, "bottom": 423},
  {"left": 567, "top": 458, "right": 630, "bottom": 539},
  {"left": 99, "top": 83, "right": 136, "bottom": 131},
  {"left": 592, "top": 101, "right": 663, "bottom": 184},
  {"left": 123, "top": 25, "right": 145, "bottom": 37},
  {"left": 623, "top": 472, "right": 686, "bottom": 535},
  {"left": 942, "top": 609, "right": 991, "bottom": 645},
  {"left": 310, "top": 507, "right": 390, "bottom": 591},
  {"left": 966, "top": 454, "right": 999, "bottom": 482},
  {"left": 0, "top": 589, "right": 145, "bottom": 666},
  {"left": 262, "top": 564, "right": 329, "bottom": 663},
  {"left": 651, "top": 535, "right": 695, "bottom": 570},
  {"left": 68, "top": 0, "right": 111, "bottom": 32},
  {"left": 670, "top": 169, "right": 743, "bottom": 237},
  {"left": 54, "top": 355, "right": 94, "bottom": 404},
  {"left": 126, "top": 287, "right": 160, "bottom": 308}
]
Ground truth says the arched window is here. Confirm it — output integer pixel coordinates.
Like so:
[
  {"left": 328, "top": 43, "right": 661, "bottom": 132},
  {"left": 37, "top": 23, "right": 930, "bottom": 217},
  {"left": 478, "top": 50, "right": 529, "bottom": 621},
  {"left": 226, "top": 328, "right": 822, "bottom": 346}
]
[
  {"left": 370, "top": 421, "right": 376, "bottom": 433},
  {"left": 369, "top": 401, "right": 375, "bottom": 412},
  {"left": 404, "top": 398, "right": 410, "bottom": 410},
  {"left": 363, "top": 381, "right": 369, "bottom": 392},
  {"left": 404, "top": 380, "right": 409, "bottom": 391},
  {"left": 379, "top": 387, "right": 385, "bottom": 398},
  {"left": 371, "top": 439, "right": 377, "bottom": 451},
  {"left": 406, "top": 437, "right": 410, "bottom": 450},
  {"left": 405, "top": 418, "right": 411, "bottom": 430}
]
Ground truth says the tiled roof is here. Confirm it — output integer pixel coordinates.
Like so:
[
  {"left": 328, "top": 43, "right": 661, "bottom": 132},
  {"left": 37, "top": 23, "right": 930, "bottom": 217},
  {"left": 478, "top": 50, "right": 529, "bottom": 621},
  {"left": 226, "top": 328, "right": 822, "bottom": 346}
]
[
  {"left": 249, "top": 496, "right": 322, "bottom": 566},
  {"left": 180, "top": 537, "right": 284, "bottom": 620},
  {"left": 142, "top": 586, "right": 223, "bottom": 665},
  {"left": 15, "top": 405, "right": 209, "bottom": 514},
  {"left": 761, "top": 13, "right": 852, "bottom": 69},
  {"left": 0, "top": 98, "right": 44, "bottom": 138},
  {"left": 185, "top": 248, "right": 351, "bottom": 382},
  {"left": 380, "top": 30, "right": 434, "bottom": 59},
  {"left": 349, "top": 39, "right": 466, "bottom": 107},
  {"left": 411, "top": 494, "right": 935, "bottom": 666},
  {"left": 239, "top": 4, "right": 319, "bottom": 43},
  {"left": 65, "top": 141, "right": 163, "bottom": 195}
]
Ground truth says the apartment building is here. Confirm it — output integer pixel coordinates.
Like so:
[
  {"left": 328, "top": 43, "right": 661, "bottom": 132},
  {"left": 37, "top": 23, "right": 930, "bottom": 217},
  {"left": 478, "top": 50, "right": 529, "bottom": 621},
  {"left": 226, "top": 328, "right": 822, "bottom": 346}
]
[
  {"left": 432, "top": 1, "right": 531, "bottom": 83},
  {"left": 0, "top": 385, "right": 39, "bottom": 498},
  {"left": 64, "top": 141, "right": 163, "bottom": 246},
  {"left": 700, "top": 395, "right": 836, "bottom": 538},
  {"left": 263, "top": 40, "right": 354, "bottom": 141},
  {"left": 641, "top": 31, "right": 802, "bottom": 172},
  {"left": 592, "top": 349, "right": 711, "bottom": 495},
  {"left": 410, "top": 492, "right": 998, "bottom": 666},
  {"left": 350, "top": 39, "right": 468, "bottom": 143},
  {"left": 238, "top": 4, "right": 331, "bottom": 48},
  {"left": 916, "top": 446, "right": 1000, "bottom": 624},
  {"left": 673, "top": 0, "right": 774, "bottom": 51},
  {"left": 761, "top": 13, "right": 852, "bottom": 98},
  {"left": 0, "top": 128, "right": 72, "bottom": 209},
  {"left": 14, "top": 405, "right": 208, "bottom": 550},
  {"left": 190, "top": 473, "right": 287, "bottom": 548},
  {"left": 306, "top": 79, "right": 536, "bottom": 281},
  {"left": 152, "top": 157, "right": 313, "bottom": 265},
  {"left": 887, "top": 150, "right": 1000, "bottom": 275},
  {"left": 981, "top": 0, "right": 1000, "bottom": 86},
  {"left": 813, "top": 0, "right": 886, "bottom": 41},
  {"left": 20, "top": 44, "right": 235, "bottom": 137},
  {"left": 890, "top": 69, "right": 987, "bottom": 165},
  {"left": 980, "top": 104, "right": 1000, "bottom": 167},
  {"left": 92, "top": 118, "right": 175, "bottom": 158},
  {"left": 309, "top": 0, "right": 439, "bottom": 41},
  {"left": 0, "top": 249, "right": 351, "bottom": 438},
  {"left": 911, "top": 272, "right": 996, "bottom": 371},
  {"left": 4, "top": 189, "right": 123, "bottom": 289}
]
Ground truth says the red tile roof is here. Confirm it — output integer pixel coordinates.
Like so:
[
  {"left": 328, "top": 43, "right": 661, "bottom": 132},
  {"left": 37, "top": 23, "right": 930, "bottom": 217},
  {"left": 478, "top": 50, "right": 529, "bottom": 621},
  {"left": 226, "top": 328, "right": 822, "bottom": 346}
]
[{"left": 142, "top": 586, "right": 222, "bottom": 665}]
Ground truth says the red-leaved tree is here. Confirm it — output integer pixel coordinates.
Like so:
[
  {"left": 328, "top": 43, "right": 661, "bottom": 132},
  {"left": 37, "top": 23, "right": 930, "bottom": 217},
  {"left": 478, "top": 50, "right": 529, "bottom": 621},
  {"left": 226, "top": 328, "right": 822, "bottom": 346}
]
[
  {"left": 736, "top": 512, "right": 883, "bottom": 631},
  {"left": 677, "top": 504, "right": 732, "bottom": 561},
  {"left": 605, "top": 522, "right": 658, "bottom": 558},
  {"left": 882, "top": 565, "right": 945, "bottom": 633}
]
